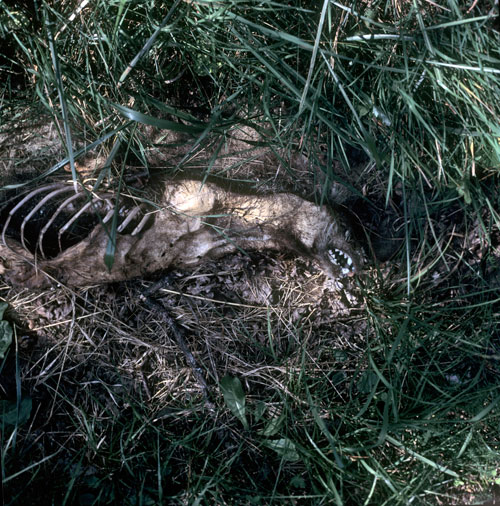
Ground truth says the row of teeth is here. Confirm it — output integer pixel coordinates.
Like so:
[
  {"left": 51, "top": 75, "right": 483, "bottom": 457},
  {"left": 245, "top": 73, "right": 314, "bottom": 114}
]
[{"left": 328, "top": 248, "right": 354, "bottom": 276}]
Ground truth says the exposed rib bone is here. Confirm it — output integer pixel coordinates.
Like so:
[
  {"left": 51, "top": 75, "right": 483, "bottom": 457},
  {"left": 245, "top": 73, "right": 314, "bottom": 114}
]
[
  {"left": 131, "top": 213, "right": 153, "bottom": 236},
  {"left": 20, "top": 186, "right": 74, "bottom": 254},
  {"left": 57, "top": 201, "right": 93, "bottom": 252},
  {"left": 116, "top": 206, "right": 141, "bottom": 233},
  {"left": 102, "top": 206, "right": 116, "bottom": 224},
  {"left": 38, "top": 192, "right": 88, "bottom": 258},
  {"left": 1, "top": 183, "right": 63, "bottom": 250}
]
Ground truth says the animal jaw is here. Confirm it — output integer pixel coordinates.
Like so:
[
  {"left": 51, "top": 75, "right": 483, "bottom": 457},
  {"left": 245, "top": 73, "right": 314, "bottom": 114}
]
[
  {"left": 0, "top": 177, "right": 362, "bottom": 288},
  {"left": 328, "top": 248, "right": 355, "bottom": 277}
]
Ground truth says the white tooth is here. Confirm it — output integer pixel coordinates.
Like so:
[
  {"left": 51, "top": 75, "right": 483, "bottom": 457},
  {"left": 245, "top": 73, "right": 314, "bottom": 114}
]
[
  {"left": 328, "top": 250, "right": 339, "bottom": 265},
  {"left": 341, "top": 267, "right": 350, "bottom": 276},
  {"left": 347, "top": 256, "right": 353, "bottom": 266}
]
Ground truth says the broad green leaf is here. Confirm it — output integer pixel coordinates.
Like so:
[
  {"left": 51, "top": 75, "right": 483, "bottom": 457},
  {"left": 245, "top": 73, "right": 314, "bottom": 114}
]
[
  {"left": 220, "top": 375, "right": 248, "bottom": 429},
  {"left": 258, "top": 415, "right": 284, "bottom": 437},
  {"left": 0, "top": 397, "right": 32, "bottom": 426},
  {"left": 253, "top": 400, "right": 266, "bottom": 423},
  {"left": 263, "top": 438, "right": 300, "bottom": 462}
]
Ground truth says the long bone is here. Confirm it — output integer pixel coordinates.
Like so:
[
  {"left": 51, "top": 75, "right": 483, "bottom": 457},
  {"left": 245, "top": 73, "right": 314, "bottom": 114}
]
[
  {"left": 102, "top": 207, "right": 115, "bottom": 224},
  {"left": 5, "top": 180, "right": 156, "bottom": 258},
  {"left": 38, "top": 190, "right": 115, "bottom": 258},
  {"left": 131, "top": 212, "right": 154, "bottom": 236},
  {"left": 96, "top": 197, "right": 151, "bottom": 235}
]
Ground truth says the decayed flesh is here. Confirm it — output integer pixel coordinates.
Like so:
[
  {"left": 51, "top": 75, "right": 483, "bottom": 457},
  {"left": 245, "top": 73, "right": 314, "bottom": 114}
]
[{"left": 0, "top": 178, "right": 361, "bottom": 288}]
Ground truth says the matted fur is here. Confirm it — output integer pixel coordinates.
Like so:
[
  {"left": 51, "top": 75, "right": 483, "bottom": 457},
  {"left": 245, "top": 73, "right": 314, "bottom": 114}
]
[{"left": 0, "top": 178, "right": 361, "bottom": 288}]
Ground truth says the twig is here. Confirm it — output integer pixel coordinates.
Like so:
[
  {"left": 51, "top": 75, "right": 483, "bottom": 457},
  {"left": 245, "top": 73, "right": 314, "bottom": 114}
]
[{"left": 140, "top": 277, "right": 213, "bottom": 407}]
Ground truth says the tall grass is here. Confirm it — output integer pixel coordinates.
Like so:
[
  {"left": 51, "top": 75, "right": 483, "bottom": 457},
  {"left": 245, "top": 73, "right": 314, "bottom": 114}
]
[{"left": 1, "top": 0, "right": 500, "bottom": 504}]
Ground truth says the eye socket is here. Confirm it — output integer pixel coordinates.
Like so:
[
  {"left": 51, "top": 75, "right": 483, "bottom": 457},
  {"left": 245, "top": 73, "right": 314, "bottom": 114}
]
[{"left": 327, "top": 248, "right": 354, "bottom": 276}]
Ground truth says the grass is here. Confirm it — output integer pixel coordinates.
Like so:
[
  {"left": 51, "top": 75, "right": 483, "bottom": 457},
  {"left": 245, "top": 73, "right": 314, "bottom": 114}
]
[{"left": 1, "top": 0, "right": 500, "bottom": 504}]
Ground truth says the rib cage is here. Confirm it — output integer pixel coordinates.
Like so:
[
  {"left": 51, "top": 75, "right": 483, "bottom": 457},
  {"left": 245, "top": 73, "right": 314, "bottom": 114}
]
[{"left": 0, "top": 182, "right": 153, "bottom": 259}]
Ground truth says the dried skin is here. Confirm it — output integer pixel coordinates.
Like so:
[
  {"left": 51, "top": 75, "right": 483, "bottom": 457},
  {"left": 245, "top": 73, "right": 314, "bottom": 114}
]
[{"left": 0, "top": 179, "right": 361, "bottom": 288}]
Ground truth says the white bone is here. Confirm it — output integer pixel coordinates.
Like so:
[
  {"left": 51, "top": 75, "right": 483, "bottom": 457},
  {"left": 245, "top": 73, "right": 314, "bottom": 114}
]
[
  {"left": 20, "top": 187, "right": 74, "bottom": 253},
  {"left": 131, "top": 213, "right": 153, "bottom": 236},
  {"left": 1, "top": 183, "right": 63, "bottom": 249},
  {"left": 57, "top": 201, "right": 93, "bottom": 251},
  {"left": 117, "top": 206, "right": 141, "bottom": 233}
]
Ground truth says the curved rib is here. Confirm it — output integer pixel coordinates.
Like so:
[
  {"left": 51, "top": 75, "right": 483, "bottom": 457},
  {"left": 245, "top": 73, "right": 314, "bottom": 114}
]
[
  {"left": 116, "top": 206, "right": 141, "bottom": 233},
  {"left": 20, "top": 186, "right": 75, "bottom": 254},
  {"left": 102, "top": 204, "right": 116, "bottom": 224},
  {"left": 131, "top": 213, "right": 154, "bottom": 236},
  {"left": 1, "top": 183, "right": 63, "bottom": 249},
  {"left": 38, "top": 191, "right": 87, "bottom": 258},
  {"left": 57, "top": 201, "right": 93, "bottom": 252}
]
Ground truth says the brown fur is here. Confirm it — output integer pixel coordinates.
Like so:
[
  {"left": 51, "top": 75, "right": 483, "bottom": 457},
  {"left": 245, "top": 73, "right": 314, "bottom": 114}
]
[{"left": 0, "top": 178, "right": 361, "bottom": 288}]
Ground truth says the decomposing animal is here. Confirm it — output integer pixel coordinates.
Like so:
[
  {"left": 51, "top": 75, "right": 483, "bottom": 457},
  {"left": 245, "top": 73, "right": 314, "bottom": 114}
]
[{"left": 0, "top": 176, "right": 361, "bottom": 288}]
